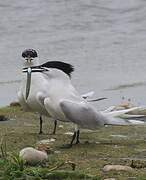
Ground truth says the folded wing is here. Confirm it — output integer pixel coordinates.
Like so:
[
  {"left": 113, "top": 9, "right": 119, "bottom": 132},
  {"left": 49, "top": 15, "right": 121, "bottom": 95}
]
[
  {"left": 60, "top": 100, "right": 144, "bottom": 129},
  {"left": 60, "top": 100, "right": 107, "bottom": 129}
]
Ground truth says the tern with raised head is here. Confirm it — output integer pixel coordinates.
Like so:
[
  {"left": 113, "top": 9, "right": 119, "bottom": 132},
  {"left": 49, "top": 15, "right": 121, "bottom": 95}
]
[
  {"left": 18, "top": 49, "right": 51, "bottom": 134},
  {"left": 18, "top": 49, "right": 74, "bottom": 134}
]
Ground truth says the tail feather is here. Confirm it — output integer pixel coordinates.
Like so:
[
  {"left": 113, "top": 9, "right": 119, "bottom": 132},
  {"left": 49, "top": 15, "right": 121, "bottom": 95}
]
[
  {"left": 104, "top": 117, "right": 145, "bottom": 126},
  {"left": 102, "top": 107, "right": 145, "bottom": 126},
  {"left": 102, "top": 107, "right": 142, "bottom": 118}
]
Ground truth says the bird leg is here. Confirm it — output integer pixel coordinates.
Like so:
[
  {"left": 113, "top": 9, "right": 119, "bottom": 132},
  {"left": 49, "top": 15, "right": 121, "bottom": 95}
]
[
  {"left": 39, "top": 115, "right": 43, "bottom": 134},
  {"left": 69, "top": 131, "right": 77, "bottom": 147},
  {"left": 61, "top": 125, "right": 80, "bottom": 148},
  {"left": 70, "top": 125, "right": 80, "bottom": 146},
  {"left": 52, "top": 120, "right": 57, "bottom": 135},
  {"left": 60, "top": 131, "right": 77, "bottom": 149},
  {"left": 75, "top": 130, "right": 80, "bottom": 144}
]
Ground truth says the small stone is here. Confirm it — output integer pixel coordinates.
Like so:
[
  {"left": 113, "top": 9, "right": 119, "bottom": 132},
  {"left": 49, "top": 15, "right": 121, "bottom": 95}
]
[
  {"left": 36, "top": 143, "right": 53, "bottom": 154},
  {"left": 54, "top": 150, "right": 61, "bottom": 154},
  {"left": 36, "top": 139, "right": 55, "bottom": 154},
  {"left": 64, "top": 132, "right": 74, "bottom": 135},
  {"left": 37, "top": 138, "right": 56, "bottom": 144},
  {"left": 58, "top": 125, "right": 64, "bottom": 128},
  {"left": 104, "top": 178, "right": 116, "bottom": 180},
  {"left": 95, "top": 142, "right": 100, "bottom": 144},
  {"left": 103, "top": 165, "right": 133, "bottom": 172}
]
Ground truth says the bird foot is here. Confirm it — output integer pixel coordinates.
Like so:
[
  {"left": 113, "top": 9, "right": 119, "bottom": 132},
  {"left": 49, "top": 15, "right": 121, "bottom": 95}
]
[
  {"left": 51, "top": 131, "right": 56, "bottom": 135},
  {"left": 39, "top": 131, "right": 43, "bottom": 134},
  {"left": 49, "top": 132, "right": 56, "bottom": 135},
  {"left": 75, "top": 140, "right": 80, "bottom": 145},
  {"left": 60, "top": 144, "right": 73, "bottom": 149}
]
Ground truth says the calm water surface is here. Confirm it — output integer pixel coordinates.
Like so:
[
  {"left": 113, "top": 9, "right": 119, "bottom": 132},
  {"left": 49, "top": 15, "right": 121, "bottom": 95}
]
[{"left": 0, "top": 0, "right": 146, "bottom": 109}]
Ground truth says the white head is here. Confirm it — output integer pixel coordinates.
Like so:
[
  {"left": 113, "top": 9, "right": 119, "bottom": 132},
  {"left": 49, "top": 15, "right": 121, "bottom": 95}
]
[{"left": 22, "top": 49, "right": 39, "bottom": 67}]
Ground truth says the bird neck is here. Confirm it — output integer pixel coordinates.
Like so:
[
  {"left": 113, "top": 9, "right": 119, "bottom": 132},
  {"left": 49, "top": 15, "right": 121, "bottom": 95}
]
[{"left": 23, "top": 58, "right": 40, "bottom": 68}]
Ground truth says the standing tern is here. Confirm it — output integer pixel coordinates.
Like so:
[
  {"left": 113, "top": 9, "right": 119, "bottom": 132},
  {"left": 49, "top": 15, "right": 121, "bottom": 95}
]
[
  {"left": 23, "top": 65, "right": 144, "bottom": 147},
  {"left": 18, "top": 49, "right": 76, "bottom": 134},
  {"left": 18, "top": 49, "right": 105, "bottom": 134},
  {"left": 18, "top": 49, "right": 51, "bottom": 134}
]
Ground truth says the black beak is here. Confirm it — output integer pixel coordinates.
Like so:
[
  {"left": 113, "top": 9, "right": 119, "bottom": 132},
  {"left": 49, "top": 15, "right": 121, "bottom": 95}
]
[{"left": 26, "top": 67, "right": 32, "bottom": 100}]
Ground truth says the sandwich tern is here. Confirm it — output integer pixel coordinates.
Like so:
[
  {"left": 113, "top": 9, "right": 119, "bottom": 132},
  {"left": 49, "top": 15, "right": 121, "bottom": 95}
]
[
  {"left": 18, "top": 49, "right": 52, "bottom": 134},
  {"left": 18, "top": 49, "right": 105, "bottom": 134},
  {"left": 18, "top": 49, "right": 75, "bottom": 134},
  {"left": 22, "top": 65, "right": 144, "bottom": 147}
]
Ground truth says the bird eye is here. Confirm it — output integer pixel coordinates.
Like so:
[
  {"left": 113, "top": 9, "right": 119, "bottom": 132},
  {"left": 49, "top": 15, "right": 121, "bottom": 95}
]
[{"left": 24, "top": 58, "right": 33, "bottom": 62}]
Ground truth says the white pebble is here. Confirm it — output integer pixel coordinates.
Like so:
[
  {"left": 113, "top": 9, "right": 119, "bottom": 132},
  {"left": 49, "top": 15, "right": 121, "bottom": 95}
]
[
  {"left": 64, "top": 132, "right": 74, "bottom": 135},
  {"left": 58, "top": 125, "right": 64, "bottom": 128},
  {"left": 38, "top": 138, "right": 56, "bottom": 144},
  {"left": 103, "top": 165, "right": 133, "bottom": 172},
  {"left": 19, "top": 147, "right": 48, "bottom": 165}
]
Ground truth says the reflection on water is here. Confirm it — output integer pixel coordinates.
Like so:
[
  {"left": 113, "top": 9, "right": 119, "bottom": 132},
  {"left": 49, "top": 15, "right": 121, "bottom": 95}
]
[{"left": 0, "top": 0, "right": 146, "bottom": 108}]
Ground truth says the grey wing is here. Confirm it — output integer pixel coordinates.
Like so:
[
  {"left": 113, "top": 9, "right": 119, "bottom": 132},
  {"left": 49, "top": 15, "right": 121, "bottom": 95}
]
[
  {"left": 60, "top": 100, "right": 144, "bottom": 129},
  {"left": 60, "top": 100, "right": 106, "bottom": 129}
]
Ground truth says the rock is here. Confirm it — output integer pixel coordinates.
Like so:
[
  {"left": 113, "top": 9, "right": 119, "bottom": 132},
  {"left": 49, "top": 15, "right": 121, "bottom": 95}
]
[
  {"left": 58, "top": 125, "right": 64, "bottom": 128},
  {"left": 19, "top": 147, "right": 48, "bottom": 165},
  {"left": 36, "top": 139, "right": 55, "bottom": 154},
  {"left": 37, "top": 138, "right": 56, "bottom": 144},
  {"left": 64, "top": 132, "right": 74, "bottom": 135},
  {"left": 54, "top": 150, "right": 61, "bottom": 154},
  {"left": 0, "top": 115, "right": 8, "bottom": 121},
  {"left": 103, "top": 165, "right": 133, "bottom": 172},
  {"left": 36, "top": 143, "right": 53, "bottom": 154},
  {"left": 104, "top": 178, "right": 116, "bottom": 180},
  {"left": 10, "top": 101, "right": 20, "bottom": 107}
]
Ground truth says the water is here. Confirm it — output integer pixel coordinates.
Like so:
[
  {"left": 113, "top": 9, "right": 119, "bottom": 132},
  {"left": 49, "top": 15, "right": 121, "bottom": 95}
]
[{"left": 0, "top": 0, "right": 146, "bottom": 109}]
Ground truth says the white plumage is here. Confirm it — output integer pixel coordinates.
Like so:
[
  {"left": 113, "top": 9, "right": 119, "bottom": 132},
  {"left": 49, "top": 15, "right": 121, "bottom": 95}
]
[
  {"left": 25, "top": 65, "right": 144, "bottom": 146},
  {"left": 19, "top": 49, "right": 145, "bottom": 147},
  {"left": 18, "top": 49, "right": 102, "bottom": 134}
]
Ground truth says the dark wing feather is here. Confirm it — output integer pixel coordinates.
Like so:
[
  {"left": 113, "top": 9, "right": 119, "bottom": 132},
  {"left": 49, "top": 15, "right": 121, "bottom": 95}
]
[{"left": 41, "top": 61, "right": 74, "bottom": 77}]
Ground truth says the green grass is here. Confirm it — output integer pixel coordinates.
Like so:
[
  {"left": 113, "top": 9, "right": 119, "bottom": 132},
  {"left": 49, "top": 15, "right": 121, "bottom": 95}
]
[{"left": 1, "top": 105, "right": 146, "bottom": 179}]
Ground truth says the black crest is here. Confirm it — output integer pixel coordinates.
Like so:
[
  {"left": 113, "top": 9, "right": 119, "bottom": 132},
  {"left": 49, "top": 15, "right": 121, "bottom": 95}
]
[
  {"left": 22, "top": 49, "right": 38, "bottom": 58},
  {"left": 41, "top": 61, "right": 74, "bottom": 77}
]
